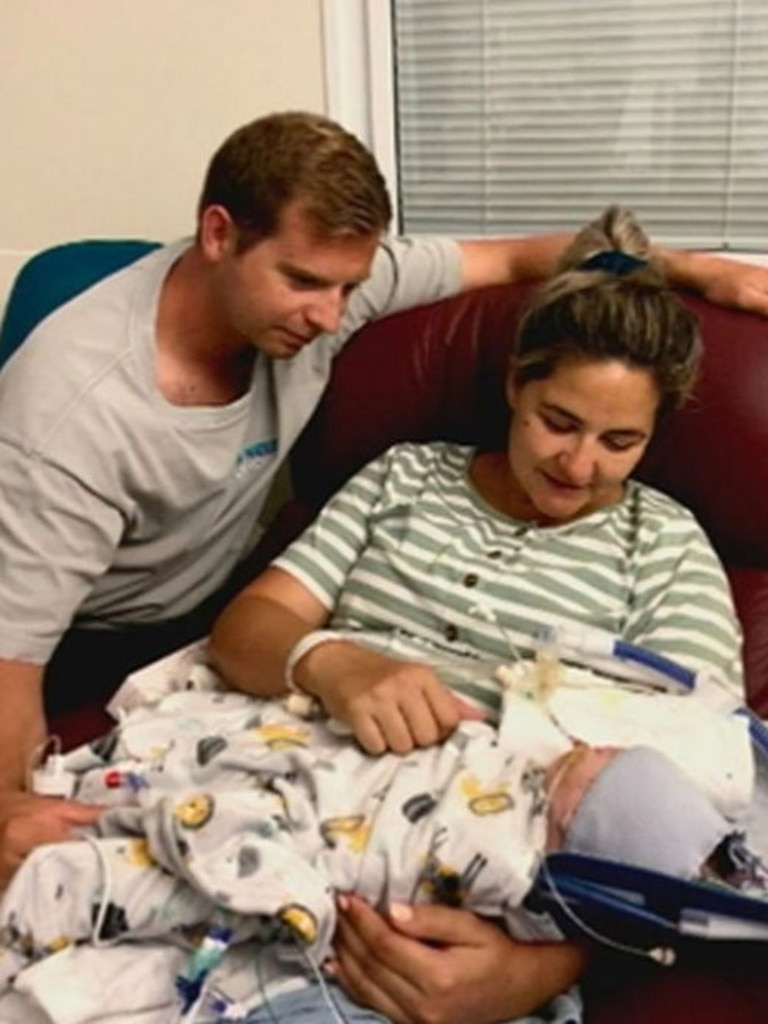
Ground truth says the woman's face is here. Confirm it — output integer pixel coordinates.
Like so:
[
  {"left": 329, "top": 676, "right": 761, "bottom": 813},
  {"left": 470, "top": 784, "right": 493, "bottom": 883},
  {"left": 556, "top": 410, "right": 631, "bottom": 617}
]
[{"left": 506, "top": 357, "right": 659, "bottom": 523}]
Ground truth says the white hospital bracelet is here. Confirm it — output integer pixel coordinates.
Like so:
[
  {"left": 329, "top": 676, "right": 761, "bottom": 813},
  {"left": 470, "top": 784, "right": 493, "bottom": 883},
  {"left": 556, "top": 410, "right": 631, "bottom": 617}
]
[{"left": 284, "top": 630, "right": 345, "bottom": 695}]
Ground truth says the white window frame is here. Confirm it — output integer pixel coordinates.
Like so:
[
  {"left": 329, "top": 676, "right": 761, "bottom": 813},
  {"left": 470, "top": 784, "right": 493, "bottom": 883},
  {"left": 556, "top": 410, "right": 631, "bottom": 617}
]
[{"left": 321, "top": 0, "right": 400, "bottom": 228}]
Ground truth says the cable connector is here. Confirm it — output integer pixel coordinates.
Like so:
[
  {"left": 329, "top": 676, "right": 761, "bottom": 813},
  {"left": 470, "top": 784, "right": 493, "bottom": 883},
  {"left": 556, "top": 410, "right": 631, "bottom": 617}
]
[
  {"left": 31, "top": 752, "right": 76, "bottom": 799},
  {"left": 536, "top": 622, "right": 614, "bottom": 659}
]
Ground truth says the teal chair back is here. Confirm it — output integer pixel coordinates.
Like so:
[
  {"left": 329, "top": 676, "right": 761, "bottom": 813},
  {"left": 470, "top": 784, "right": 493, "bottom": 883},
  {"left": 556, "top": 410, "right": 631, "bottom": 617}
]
[{"left": 0, "top": 239, "right": 160, "bottom": 369}]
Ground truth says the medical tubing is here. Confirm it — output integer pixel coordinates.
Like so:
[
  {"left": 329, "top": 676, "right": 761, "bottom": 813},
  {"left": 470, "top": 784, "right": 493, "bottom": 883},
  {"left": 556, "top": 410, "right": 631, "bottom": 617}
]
[
  {"left": 537, "top": 623, "right": 614, "bottom": 658},
  {"left": 611, "top": 639, "right": 696, "bottom": 690},
  {"left": 537, "top": 856, "right": 676, "bottom": 966},
  {"left": 537, "top": 623, "right": 696, "bottom": 689},
  {"left": 537, "top": 623, "right": 768, "bottom": 759}
]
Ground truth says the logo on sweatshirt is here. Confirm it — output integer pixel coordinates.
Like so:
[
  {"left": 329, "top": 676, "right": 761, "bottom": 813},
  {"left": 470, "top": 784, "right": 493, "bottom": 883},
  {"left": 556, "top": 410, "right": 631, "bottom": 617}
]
[{"left": 235, "top": 437, "right": 278, "bottom": 476}]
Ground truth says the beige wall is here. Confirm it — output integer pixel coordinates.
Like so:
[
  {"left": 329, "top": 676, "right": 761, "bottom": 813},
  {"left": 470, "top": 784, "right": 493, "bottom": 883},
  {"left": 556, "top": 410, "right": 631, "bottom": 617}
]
[{"left": 0, "top": 0, "right": 326, "bottom": 305}]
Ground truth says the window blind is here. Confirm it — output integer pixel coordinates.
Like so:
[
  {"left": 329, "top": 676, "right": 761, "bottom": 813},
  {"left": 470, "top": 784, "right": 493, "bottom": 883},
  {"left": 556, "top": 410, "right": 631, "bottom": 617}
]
[{"left": 392, "top": 0, "right": 768, "bottom": 248}]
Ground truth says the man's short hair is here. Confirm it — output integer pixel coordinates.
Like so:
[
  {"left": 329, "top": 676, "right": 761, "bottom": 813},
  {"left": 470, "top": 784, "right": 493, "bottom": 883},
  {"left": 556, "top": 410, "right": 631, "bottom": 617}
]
[{"left": 198, "top": 111, "right": 392, "bottom": 250}]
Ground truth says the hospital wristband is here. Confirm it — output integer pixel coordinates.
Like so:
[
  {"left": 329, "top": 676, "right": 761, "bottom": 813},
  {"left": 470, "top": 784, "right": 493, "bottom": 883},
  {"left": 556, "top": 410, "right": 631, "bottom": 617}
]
[{"left": 284, "top": 630, "right": 345, "bottom": 695}]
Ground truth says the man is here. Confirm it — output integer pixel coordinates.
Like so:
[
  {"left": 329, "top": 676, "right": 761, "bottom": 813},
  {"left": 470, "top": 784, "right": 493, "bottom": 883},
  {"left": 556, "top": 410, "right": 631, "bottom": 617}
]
[{"left": 1, "top": 112, "right": 768, "bottom": 1016}]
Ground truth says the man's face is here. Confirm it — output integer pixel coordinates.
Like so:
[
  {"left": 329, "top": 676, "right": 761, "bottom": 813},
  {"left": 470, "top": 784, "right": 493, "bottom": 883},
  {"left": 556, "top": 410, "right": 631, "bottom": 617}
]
[
  {"left": 206, "top": 201, "right": 379, "bottom": 359},
  {"left": 504, "top": 358, "right": 658, "bottom": 524}
]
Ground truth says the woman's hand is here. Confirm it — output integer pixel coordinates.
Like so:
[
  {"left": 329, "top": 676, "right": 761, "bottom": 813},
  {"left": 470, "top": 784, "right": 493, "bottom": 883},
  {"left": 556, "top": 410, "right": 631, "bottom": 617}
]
[
  {"left": 330, "top": 895, "right": 587, "bottom": 1024},
  {"left": 0, "top": 790, "right": 103, "bottom": 891},
  {"left": 210, "top": 568, "right": 483, "bottom": 754},
  {"left": 297, "top": 642, "right": 483, "bottom": 755}
]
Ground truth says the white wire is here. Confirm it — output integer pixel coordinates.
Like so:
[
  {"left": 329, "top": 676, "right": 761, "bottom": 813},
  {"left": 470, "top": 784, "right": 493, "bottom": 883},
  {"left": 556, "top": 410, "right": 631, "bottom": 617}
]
[
  {"left": 300, "top": 948, "right": 351, "bottom": 1024},
  {"left": 73, "top": 726, "right": 350, "bottom": 1023},
  {"left": 251, "top": 941, "right": 353, "bottom": 1024},
  {"left": 26, "top": 733, "right": 64, "bottom": 792},
  {"left": 537, "top": 856, "right": 676, "bottom": 966},
  {"left": 253, "top": 948, "right": 283, "bottom": 1024},
  {"left": 80, "top": 832, "right": 114, "bottom": 949},
  {"left": 81, "top": 832, "right": 216, "bottom": 1023}
]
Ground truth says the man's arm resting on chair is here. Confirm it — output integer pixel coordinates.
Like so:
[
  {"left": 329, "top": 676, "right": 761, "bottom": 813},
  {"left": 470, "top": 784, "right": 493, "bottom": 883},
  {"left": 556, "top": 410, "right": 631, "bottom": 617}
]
[
  {"left": 456, "top": 234, "right": 768, "bottom": 317},
  {"left": 0, "top": 659, "right": 102, "bottom": 890}
]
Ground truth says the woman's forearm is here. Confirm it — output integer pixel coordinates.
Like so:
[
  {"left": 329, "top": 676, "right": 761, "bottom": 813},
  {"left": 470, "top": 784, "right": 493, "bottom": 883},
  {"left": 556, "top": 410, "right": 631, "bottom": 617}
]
[
  {"left": 209, "top": 594, "right": 307, "bottom": 697},
  {"left": 209, "top": 568, "right": 330, "bottom": 698}
]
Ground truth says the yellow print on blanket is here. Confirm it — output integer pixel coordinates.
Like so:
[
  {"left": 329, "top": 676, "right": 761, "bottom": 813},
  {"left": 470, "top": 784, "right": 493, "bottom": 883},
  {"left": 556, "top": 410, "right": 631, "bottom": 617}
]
[
  {"left": 320, "top": 814, "right": 372, "bottom": 854},
  {"left": 460, "top": 772, "right": 514, "bottom": 816},
  {"left": 121, "top": 838, "right": 156, "bottom": 869},
  {"left": 174, "top": 793, "right": 215, "bottom": 829},
  {"left": 278, "top": 903, "right": 320, "bottom": 944},
  {"left": 251, "top": 722, "right": 312, "bottom": 750}
]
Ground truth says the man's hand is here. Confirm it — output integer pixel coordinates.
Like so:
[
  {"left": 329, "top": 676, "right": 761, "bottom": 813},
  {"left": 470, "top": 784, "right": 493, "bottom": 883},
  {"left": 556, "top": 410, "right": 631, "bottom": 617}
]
[
  {"left": 0, "top": 659, "right": 102, "bottom": 891},
  {"left": 701, "top": 260, "right": 768, "bottom": 318},
  {"left": 330, "top": 895, "right": 586, "bottom": 1024},
  {"left": 299, "top": 644, "right": 484, "bottom": 755},
  {"left": 660, "top": 248, "right": 768, "bottom": 318},
  {"left": 0, "top": 790, "right": 103, "bottom": 891}
]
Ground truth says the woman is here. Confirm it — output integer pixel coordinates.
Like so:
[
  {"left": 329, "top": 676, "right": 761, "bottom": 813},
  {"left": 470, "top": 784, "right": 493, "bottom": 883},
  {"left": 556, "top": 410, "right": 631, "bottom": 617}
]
[{"left": 209, "top": 206, "right": 743, "bottom": 1023}]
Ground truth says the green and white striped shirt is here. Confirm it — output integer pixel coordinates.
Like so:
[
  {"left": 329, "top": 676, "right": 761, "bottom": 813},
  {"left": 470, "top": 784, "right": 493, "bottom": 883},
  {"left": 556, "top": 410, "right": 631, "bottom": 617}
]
[{"left": 275, "top": 442, "right": 743, "bottom": 718}]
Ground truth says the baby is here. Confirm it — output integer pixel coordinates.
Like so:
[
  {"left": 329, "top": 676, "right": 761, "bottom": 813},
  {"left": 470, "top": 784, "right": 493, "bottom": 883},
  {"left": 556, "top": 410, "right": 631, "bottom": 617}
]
[
  {"left": 0, "top": 686, "right": 762, "bottom": 1020},
  {"left": 1, "top": 667, "right": 765, "bottom": 1024}
]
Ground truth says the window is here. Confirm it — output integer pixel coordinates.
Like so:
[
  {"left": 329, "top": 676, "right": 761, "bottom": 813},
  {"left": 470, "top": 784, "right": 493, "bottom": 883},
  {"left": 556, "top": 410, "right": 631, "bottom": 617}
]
[{"left": 326, "top": 0, "right": 768, "bottom": 250}]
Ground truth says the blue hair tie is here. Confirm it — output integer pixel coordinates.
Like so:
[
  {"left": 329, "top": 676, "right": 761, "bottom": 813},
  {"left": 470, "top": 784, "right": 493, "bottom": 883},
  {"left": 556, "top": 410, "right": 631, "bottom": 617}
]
[{"left": 578, "top": 250, "right": 648, "bottom": 276}]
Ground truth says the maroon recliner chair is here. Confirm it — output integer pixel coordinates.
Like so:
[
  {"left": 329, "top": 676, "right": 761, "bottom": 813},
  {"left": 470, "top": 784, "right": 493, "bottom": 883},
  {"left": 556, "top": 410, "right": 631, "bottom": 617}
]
[
  {"left": 50, "top": 279, "right": 768, "bottom": 1021},
  {"left": 260, "top": 280, "right": 768, "bottom": 1023}
]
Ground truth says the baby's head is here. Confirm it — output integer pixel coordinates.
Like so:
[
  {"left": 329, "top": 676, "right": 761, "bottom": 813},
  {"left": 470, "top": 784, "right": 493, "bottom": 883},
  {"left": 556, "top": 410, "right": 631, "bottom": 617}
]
[{"left": 546, "top": 744, "right": 729, "bottom": 880}]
